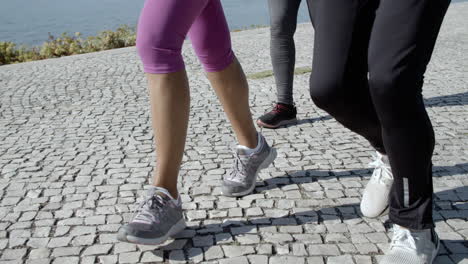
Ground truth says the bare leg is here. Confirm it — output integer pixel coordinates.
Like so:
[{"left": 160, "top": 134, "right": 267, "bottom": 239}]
[
  {"left": 147, "top": 70, "right": 190, "bottom": 199},
  {"left": 148, "top": 58, "right": 257, "bottom": 198},
  {"left": 207, "top": 57, "right": 258, "bottom": 148}
]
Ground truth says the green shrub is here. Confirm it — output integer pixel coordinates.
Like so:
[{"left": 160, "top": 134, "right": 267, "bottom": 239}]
[
  {"left": 0, "top": 42, "right": 18, "bottom": 65},
  {"left": 0, "top": 25, "right": 136, "bottom": 65}
]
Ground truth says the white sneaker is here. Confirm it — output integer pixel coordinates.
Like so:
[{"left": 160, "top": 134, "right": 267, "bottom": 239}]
[
  {"left": 380, "top": 225, "right": 440, "bottom": 264},
  {"left": 360, "top": 151, "right": 394, "bottom": 218}
]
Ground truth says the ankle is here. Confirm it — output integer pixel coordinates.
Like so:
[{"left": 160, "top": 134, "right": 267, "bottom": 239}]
[
  {"left": 277, "top": 102, "right": 294, "bottom": 108},
  {"left": 238, "top": 131, "right": 258, "bottom": 149},
  {"left": 153, "top": 184, "right": 179, "bottom": 200},
  {"left": 239, "top": 132, "right": 261, "bottom": 152}
]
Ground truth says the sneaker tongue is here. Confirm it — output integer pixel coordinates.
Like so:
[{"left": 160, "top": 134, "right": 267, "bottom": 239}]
[
  {"left": 381, "top": 155, "right": 390, "bottom": 165},
  {"left": 376, "top": 151, "right": 390, "bottom": 165},
  {"left": 147, "top": 187, "right": 157, "bottom": 197},
  {"left": 276, "top": 103, "right": 290, "bottom": 110},
  {"left": 147, "top": 186, "right": 174, "bottom": 200}
]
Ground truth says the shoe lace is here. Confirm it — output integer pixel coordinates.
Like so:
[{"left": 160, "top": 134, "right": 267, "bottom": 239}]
[
  {"left": 390, "top": 226, "right": 418, "bottom": 252},
  {"left": 270, "top": 103, "right": 294, "bottom": 114},
  {"left": 271, "top": 104, "right": 282, "bottom": 114},
  {"left": 227, "top": 152, "right": 250, "bottom": 183},
  {"left": 369, "top": 153, "right": 393, "bottom": 186},
  {"left": 132, "top": 193, "right": 167, "bottom": 224}
]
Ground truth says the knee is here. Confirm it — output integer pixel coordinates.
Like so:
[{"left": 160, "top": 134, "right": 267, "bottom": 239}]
[
  {"left": 369, "top": 68, "right": 427, "bottom": 126},
  {"left": 189, "top": 23, "right": 235, "bottom": 72},
  {"left": 136, "top": 32, "right": 185, "bottom": 74},
  {"left": 368, "top": 69, "right": 399, "bottom": 101},
  {"left": 369, "top": 62, "right": 425, "bottom": 97},
  {"left": 196, "top": 46, "right": 235, "bottom": 73},
  {"left": 270, "top": 18, "right": 296, "bottom": 38},
  {"left": 309, "top": 75, "right": 343, "bottom": 111}
]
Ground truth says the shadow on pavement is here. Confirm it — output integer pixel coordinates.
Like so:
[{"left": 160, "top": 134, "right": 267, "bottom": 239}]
[
  {"left": 425, "top": 92, "right": 468, "bottom": 108},
  {"left": 272, "top": 91, "right": 467, "bottom": 129},
  {"left": 258, "top": 163, "right": 468, "bottom": 192},
  {"left": 157, "top": 162, "right": 467, "bottom": 262}
]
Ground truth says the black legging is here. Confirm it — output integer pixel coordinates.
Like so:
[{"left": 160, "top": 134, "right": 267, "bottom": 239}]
[
  {"left": 268, "top": 0, "right": 310, "bottom": 105},
  {"left": 308, "top": 0, "right": 450, "bottom": 229}
]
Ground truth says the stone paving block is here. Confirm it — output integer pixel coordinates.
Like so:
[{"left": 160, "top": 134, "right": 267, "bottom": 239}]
[
  {"left": 114, "top": 242, "right": 137, "bottom": 254},
  {"left": 263, "top": 233, "right": 294, "bottom": 244},
  {"left": 193, "top": 235, "right": 214, "bottom": 247},
  {"left": 355, "top": 243, "right": 379, "bottom": 254},
  {"left": 82, "top": 244, "right": 112, "bottom": 256},
  {"left": 236, "top": 234, "right": 261, "bottom": 245},
  {"left": 434, "top": 255, "right": 455, "bottom": 264},
  {"left": 205, "top": 245, "right": 225, "bottom": 260},
  {"left": 338, "top": 243, "right": 357, "bottom": 254},
  {"left": 27, "top": 238, "right": 50, "bottom": 248},
  {"left": 1, "top": 249, "right": 27, "bottom": 260},
  {"left": 248, "top": 255, "right": 269, "bottom": 264},
  {"left": 119, "top": 252, "right": 142, "bottom": 263},
  {"left": 449, "top": 255, "right": 468, "bottom": 264},
  {"left": 141, "top": 251, "right": 164, "bottom": 263},
  {"left": 71, "top": 235, "right": 96, "bottom": 246},
  {"left": 308, "top": 245, "right": 340, "bottom": 256},
  {"left": 306, "top": 257, "right": 325, "bottom": 264},
  {"left": 29, "top": 248, "right": 50, "bottom": 260},
  {"left": 222, "top": 245, "right": 255, "bottom": 258},
  {"left": 327, "top": 255, "right": 354, "bottom": 264},
  {"left": 25, "top": 259, "right": 51, "bottom": 264},
  {"left": 354, "top": 255, "right": 372, "bottom": 264},
  {"left": 219, "top": 256, "right": 249, "bottom": 264},
  {"left": 47, "top": 237, "right": 72, "bottom": 248},
  {"left": 292, "top": 243, "right": 308, "bottom": 256},
  {"left": 168, "top": 250, "right": 186, "bottom": 263},
  {"left": 81, "top": 256, "right": 96, "bottom": 264},
  {"left": 0, "top": 261, "right": 23, "bottom": 264},
  {"left": 293, "top": 234, "right": 322, "bottom": 244},
  {"left": 187, "top": 248, "right": 203, "bottom": 263},
  {"left": 257, "top": 244, "right": 273, "bottom": 255},
  {"left": 51, "top": 247, "right": 81, "bottom": 257},
  {"left": 269, "top": 256, "right": 306, "bottom": 264},
  {"left": 52, "top": 257, "right": 79, "bottom": 264}
]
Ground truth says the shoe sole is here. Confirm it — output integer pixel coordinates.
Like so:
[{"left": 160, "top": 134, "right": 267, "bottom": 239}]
[
  {"left": 222, "top": 147, "right": 277, "bottom": 197},
  {"left": 256, "top": 118, "right": 297, "bottom": 129},
  {"left": 117, "top": 218, "right": 186, "bottom": 245},
  {"left": 380, "top": 206, "right": 390, "bottom": 217},
  {"left": 361, "top": 205, "right": 390, "bottom": 218}
]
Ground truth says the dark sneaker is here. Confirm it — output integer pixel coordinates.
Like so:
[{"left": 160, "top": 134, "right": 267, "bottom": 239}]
[
  {"left": 222, "top": 133, "right": 277, "bottom": 197},
  {"left": 117, "top": 186, "right": 186, "bottom": 245},
  {"left": 257, "top": 103, "right": 297, "bottom": 129}
]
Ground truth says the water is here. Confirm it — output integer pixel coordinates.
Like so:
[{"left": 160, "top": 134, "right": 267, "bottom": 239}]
[{"left": 0, "top": 0, "right": 311, "bottom": 46}]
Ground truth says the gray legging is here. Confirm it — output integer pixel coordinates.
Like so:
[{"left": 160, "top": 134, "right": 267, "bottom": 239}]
[{"left": 268, "top": 0, "right": 310, "bottom": 105}]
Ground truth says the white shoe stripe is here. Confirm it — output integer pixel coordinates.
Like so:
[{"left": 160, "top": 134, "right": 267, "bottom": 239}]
[{"left": 403, "top": 178, "right": 410, "bottom": 207}]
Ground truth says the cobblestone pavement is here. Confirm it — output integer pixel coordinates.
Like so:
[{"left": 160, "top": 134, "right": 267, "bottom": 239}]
[{"left": 1, "top": 3, "right": 467, "bottom": 264}]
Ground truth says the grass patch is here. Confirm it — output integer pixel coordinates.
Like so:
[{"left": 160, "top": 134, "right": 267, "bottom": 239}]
[
  {"left": 247, "top": 69, "right": 274, "bottom": 79},
  {"left": 247, "top": 66, "right": 312, "bottom": 79},
  {"left": 294, "top": 66, "right": 312, "bottom": 75},
  {"left": 232, "top": 24, "right": 268, "bottom": 32}
]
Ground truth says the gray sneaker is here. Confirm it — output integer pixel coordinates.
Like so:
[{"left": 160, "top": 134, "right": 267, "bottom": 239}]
[
  {"left": 117, "top": 186, "right": 186, "bottom": 245},
  {"left": 222, "top": 133, "right": 277, "bottom": 197},
  {"left": 380, "top": 225, "right": 440, "bottom": 264}
]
